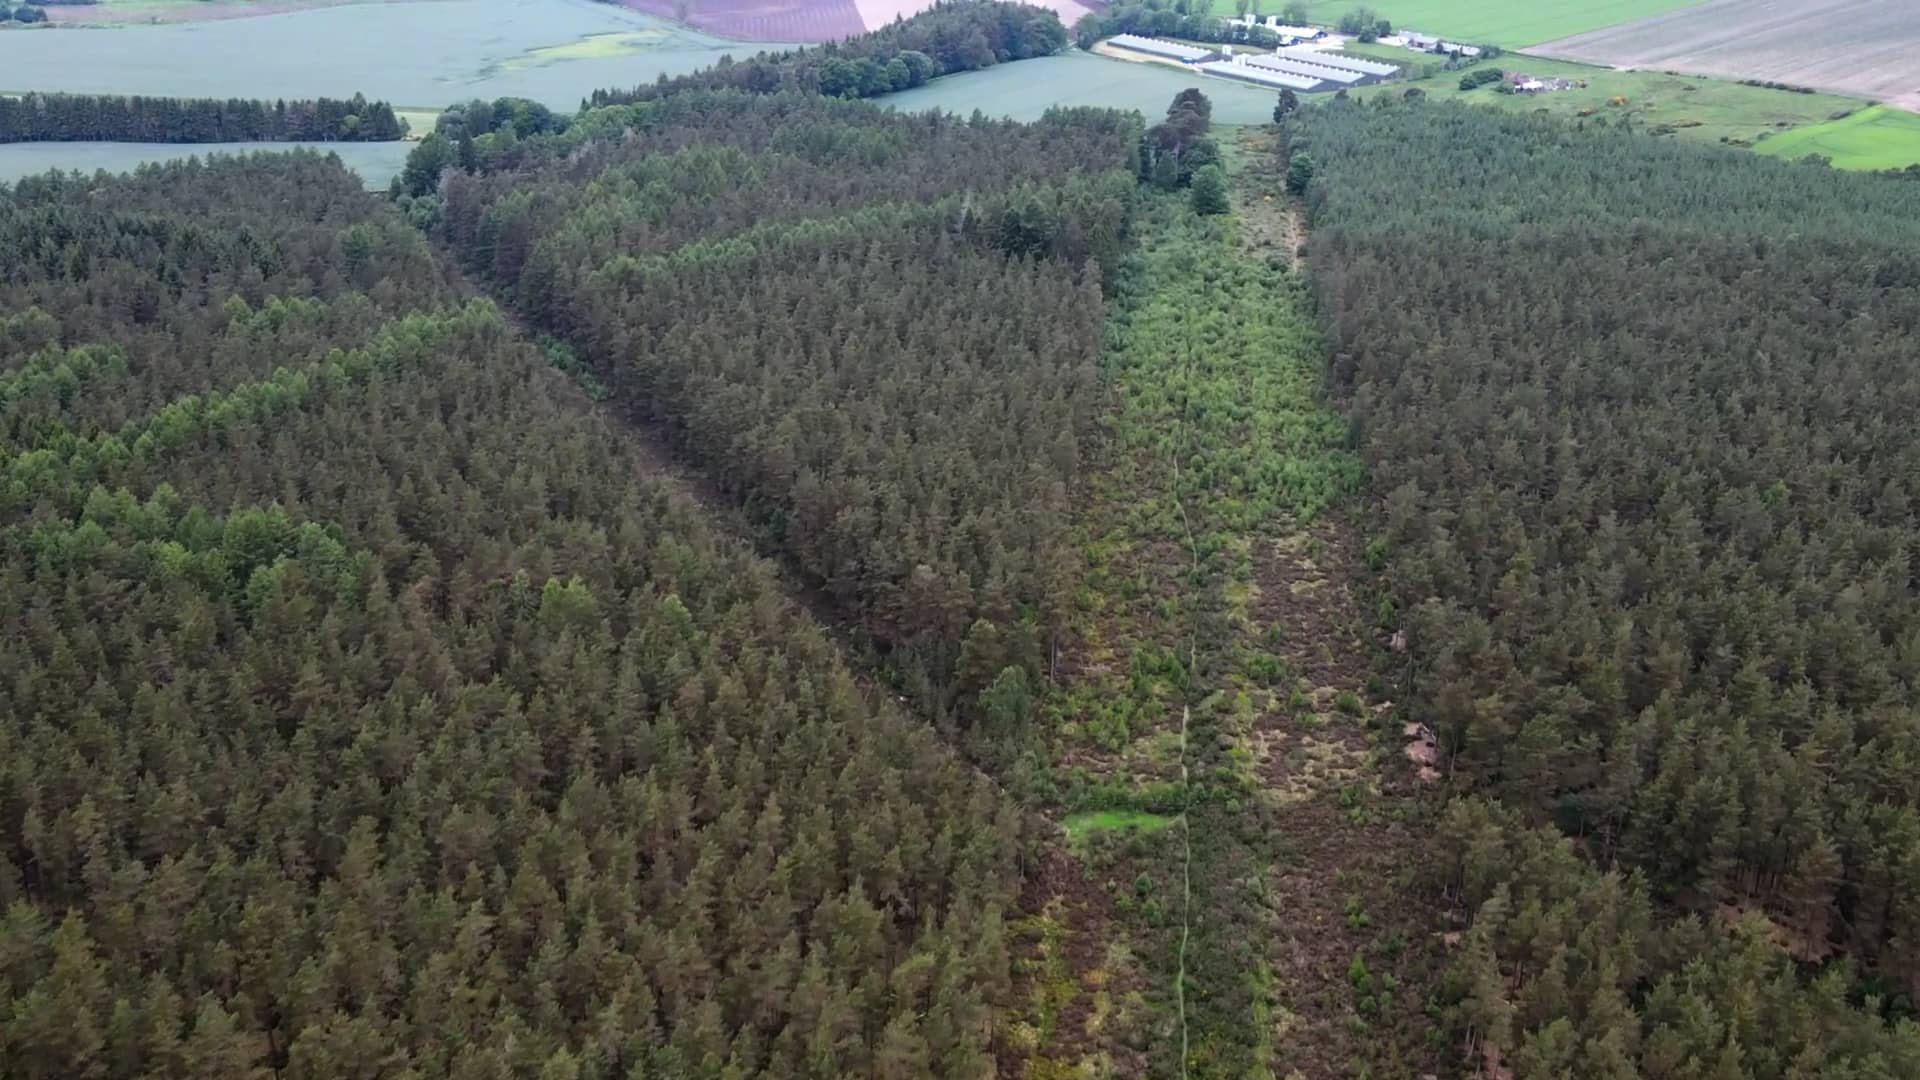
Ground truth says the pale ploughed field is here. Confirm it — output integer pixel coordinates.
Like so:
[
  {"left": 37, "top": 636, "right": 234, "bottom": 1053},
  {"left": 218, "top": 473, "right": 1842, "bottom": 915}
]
[{"left": 1534, "top": 0, "right": 1920, "bottom": 112}]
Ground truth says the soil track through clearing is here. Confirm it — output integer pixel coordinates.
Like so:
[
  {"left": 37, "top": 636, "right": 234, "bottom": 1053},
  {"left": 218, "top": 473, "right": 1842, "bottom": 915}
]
[{"left": 1229, "top": 128, "right": 1438, "bottom": 1078}]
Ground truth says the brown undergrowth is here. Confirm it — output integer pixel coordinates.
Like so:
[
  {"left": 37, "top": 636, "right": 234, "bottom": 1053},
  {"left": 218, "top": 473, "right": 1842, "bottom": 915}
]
[
  {"left": 1022, "top": 148, "right": 1444, "bottom": 1077},
  {"left": 1229, "top": 129, "right": 1440, "bottom": 1080}
]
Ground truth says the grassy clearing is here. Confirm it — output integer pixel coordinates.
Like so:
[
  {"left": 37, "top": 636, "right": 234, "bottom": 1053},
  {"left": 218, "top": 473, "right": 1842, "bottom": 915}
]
[
  {"left": 498, "top": 29, "right": 674, "bottom": 71},
  {"left": 1049, "top": 183, "right": 1380, "bottom": 1075},
  {"left": 394, "top": 108, "right": 439, "bottom": 140},
  {"left": 1263, "top": 0, "right": 1710, "bottom": 49},
  {"left": 1343, "top": 52, "right": 1864, "bottom": 150},
  {"left": 1753, "top": 104, "right": 1920, "bottom": 169},
  {"left": 1062, "top": 809, "right": 1178, "bottom": 841}
]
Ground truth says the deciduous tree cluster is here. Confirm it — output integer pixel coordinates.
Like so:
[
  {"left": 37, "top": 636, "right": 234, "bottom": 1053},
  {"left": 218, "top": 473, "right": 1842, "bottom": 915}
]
[
  {"left": 1074, "top": 0, "right": 1281, "bottom": 51},
  {"left": 586, "top": 1, "right": 1066, "bottom": 106},
  {"left": 1140, "top": 87, "right": 1220, "bottom": 192}
]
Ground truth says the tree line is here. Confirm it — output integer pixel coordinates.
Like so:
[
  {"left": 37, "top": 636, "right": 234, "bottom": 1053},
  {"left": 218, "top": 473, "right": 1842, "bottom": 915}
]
[
  {"left": 585, "top": 0, "right": 1066, "bottom": 106},
  {"left": 0, "top": 91, "right": 405, "bottom": 144},
  {"left": 1286, "top": 97, "right": 1920, "bottom": 1077},
  {"left": 1074, "top": 0, "right": 1282, "bottom": 50}
]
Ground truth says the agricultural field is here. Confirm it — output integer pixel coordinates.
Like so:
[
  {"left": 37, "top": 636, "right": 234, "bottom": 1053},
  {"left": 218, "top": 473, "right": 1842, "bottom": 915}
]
[
  {"left": 0, "top": 140, "right": 410, "bottom": 186},
  {"left": 883, "top": 50, "right": 1281, "bottom": 125},
  {"left": 1220, "top": 0, "right": 1710, "bottom": 49},
  {"left": 1536, "top": 0, "right": 1920, "bottom": 111},
  {"left": 1754, "top": 103, "right": 1920, "bottom": 169},
  {"left": 0, "top": 0, "right": 791, "bottom": 109},
  {"left": 1338, "top": 50, "right": 1884, "bottom": 159},
  {"left": 23, "top": 0, "right": 365, "bottom": 26}
]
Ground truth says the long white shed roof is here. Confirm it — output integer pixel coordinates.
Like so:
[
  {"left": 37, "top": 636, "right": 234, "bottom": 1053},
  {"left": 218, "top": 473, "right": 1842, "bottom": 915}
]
[
  {"left": 1198, "top": 61, "right": 1320, "bottom": 90},
  {"left": 1110, "top": 34, "right": 1213, "bottom": 62},
  {"left": 1277, "top": 47, "right": 1398, "bottom": 76},
  {"left": 1247, "top": 54, "right": 1363, "bottom": 84}
]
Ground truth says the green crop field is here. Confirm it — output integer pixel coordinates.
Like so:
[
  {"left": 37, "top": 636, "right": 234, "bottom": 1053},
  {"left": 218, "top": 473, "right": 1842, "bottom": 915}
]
[
  {"left": 1752, "top": 105, "right": 1920, "bottom": 170},
  {"left": 1340, "top": 51, "right": 1868, "bottom": 154},
  {"left": 1214, "top": 0, "right": 1710, "bottom": 49}
]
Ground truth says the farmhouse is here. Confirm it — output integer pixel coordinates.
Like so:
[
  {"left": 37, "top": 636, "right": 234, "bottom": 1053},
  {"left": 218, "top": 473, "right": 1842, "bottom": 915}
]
[{"left": 1509, "top": 72, "right": 1576, "bottom": 93}]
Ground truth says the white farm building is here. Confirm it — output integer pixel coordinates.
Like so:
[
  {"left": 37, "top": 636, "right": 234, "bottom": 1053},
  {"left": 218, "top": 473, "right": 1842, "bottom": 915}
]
[
  {"left": 1200, "top": 57, "right": 1321, "bottom": 91},
  {"left": 1108, "top": 34, "right": 1213, "bottom": 63},
  {"left": 1275, "top": 47, "right": 1400, "bottom": 79}
]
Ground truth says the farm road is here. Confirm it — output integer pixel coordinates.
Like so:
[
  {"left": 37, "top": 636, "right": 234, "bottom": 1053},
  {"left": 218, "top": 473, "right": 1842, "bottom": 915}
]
[{"left": 1533, "top": 0, "right": 1920, "bottom": 111}]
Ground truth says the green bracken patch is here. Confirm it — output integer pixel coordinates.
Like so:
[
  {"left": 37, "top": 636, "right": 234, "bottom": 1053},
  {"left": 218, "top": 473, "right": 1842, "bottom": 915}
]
[{"left": 1061, "top": 809, "right": 1179, "bottom": 841}]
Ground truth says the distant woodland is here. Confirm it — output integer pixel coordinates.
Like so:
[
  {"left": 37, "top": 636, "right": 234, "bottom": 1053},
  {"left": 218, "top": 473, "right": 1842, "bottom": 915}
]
[
  {"left": 1289, "top": 100, "right": 1920, "bottom": 1076},
  {"left": 0, "top": 92, "right": 406, "bottom": 144},
  {"left": 586, "top": 1, "right": 1067, "bottom": 105}
]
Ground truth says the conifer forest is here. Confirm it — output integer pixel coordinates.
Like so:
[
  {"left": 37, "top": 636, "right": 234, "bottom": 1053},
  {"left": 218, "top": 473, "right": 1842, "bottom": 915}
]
[
  {"left": 5, "top": 4, "right": 1920, "bottom": 1079},
  {"left": 0, "top": 93, "right": 406, "bottom": 145}
]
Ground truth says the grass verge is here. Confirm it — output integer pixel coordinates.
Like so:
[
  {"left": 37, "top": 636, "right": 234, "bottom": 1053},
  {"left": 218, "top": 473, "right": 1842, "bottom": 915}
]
[
  {"left": 1206, "top": 0, "right": 1711, "bottom": 49},
  {"left": 1341, "top": 50, "right": 1867, "bottom": 151},
  {"left": 1753, "top": 103, "right": 1920, "bottom": 169}
]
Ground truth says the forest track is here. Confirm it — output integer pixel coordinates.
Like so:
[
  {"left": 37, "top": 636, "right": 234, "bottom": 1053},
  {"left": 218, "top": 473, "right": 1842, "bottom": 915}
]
[{"left": 1232, "top": 127, "right": 1302, "bottom": 264}]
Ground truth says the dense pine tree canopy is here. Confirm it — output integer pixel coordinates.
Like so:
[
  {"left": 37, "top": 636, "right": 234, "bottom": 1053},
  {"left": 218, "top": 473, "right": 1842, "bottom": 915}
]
[
  {"left": 1287, "top": 99, "right": 1920, "bottom": 1076},
  {"left": 0, "top": 150, "right": 1041, "bottom": 1079},
  {"left": 13, "top": 0, "right": 1920, "bottom": 1072},
  {"left": 428, "top": 90, "right": 1141, "bottom": 720}
]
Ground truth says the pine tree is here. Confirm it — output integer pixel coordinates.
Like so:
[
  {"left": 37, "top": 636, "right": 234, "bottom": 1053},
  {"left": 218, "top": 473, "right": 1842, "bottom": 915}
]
[{"left": 1190, "top": 164, "right": 1230, "bottom": 215}]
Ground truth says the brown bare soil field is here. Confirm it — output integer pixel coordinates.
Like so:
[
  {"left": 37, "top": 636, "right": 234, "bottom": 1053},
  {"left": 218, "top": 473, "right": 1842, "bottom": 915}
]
[{"left": 1533, "top": 0, "right": 1920, "bottom": 111}]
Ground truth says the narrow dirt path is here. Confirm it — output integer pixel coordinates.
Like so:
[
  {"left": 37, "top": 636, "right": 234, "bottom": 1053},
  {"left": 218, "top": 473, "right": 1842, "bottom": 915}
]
[{"left": 1232, "top": 128, "right": 1303, "bottom": 262}]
